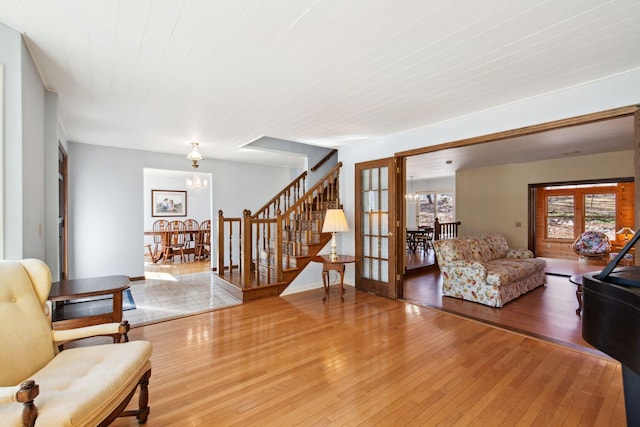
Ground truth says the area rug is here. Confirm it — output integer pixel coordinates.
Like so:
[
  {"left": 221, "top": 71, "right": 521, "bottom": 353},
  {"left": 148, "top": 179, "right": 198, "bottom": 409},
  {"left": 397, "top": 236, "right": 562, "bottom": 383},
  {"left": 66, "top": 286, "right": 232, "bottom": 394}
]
[{"left": 122, "top": 289, "right": 136, "bottom": 310}]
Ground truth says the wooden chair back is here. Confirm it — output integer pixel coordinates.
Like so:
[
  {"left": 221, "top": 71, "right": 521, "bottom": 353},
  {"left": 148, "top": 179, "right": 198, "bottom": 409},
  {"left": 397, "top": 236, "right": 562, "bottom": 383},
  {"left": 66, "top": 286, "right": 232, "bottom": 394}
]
[
  {"left": 163, "top": 220, "right": 187, "bottom": 263},
  {"left": 196, "top": 220, "right": 212, "bottom": 259},
  {"left": 152, "top": 219, "right": 169, "bottom": 245}
]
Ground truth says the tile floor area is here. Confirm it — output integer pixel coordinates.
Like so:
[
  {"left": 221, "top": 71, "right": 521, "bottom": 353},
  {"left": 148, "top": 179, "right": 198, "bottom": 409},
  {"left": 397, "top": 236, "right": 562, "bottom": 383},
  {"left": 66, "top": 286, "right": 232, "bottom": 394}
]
[{"left": 123, "top": 270, "right": 241, "bottom": 326}]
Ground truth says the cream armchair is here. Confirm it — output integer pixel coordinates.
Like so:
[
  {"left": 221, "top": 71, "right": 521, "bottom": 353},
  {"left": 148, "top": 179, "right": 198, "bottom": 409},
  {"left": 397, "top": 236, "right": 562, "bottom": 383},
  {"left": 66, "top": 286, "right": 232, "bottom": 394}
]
[{"left": 0, "top": 259, "right": 152, "bottom": 426}]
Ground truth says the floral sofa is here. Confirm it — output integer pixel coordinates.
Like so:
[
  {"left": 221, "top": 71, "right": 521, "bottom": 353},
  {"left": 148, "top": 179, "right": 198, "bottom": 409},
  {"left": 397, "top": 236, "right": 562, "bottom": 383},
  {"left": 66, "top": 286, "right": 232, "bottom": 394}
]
[{"left": 433, "top": 233, "right": 547, "bottom": 307}]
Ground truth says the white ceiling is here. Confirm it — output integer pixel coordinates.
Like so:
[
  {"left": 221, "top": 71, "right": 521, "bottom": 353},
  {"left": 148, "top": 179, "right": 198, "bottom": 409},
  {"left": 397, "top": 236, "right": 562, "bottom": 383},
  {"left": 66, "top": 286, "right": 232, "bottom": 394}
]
[
  {"left": 1, "top": 1, "right": 639, "bottom": 169},
  {"left": 407, "top": 115, "right": 636, "bottom": 179}
]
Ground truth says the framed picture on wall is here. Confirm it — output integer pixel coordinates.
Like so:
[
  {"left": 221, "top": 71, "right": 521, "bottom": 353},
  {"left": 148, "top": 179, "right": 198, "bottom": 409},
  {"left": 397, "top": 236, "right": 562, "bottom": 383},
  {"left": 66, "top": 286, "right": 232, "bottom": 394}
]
[{"left": 152, "top": 190, "right": 187, "bottom": 217}]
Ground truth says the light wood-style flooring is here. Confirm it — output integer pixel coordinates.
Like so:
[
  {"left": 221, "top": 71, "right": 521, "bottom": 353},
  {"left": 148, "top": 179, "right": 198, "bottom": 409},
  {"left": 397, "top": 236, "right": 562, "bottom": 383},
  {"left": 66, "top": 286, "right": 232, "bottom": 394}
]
[{"left": 111, "top": 288, "right": 625, "bottom": 426}]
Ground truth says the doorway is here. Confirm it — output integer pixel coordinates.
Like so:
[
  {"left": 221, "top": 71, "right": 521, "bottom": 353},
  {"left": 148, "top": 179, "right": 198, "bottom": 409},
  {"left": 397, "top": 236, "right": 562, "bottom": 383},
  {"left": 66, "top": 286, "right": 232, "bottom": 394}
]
[
  {"left": 143, "top": 168, "right": 213, "bottom": 274},
  {"left": 58, "top": 144, "right": 68, "bottom": 280},
  {"left": 394, "top": 106, "right": 639, "bottom": 299}
]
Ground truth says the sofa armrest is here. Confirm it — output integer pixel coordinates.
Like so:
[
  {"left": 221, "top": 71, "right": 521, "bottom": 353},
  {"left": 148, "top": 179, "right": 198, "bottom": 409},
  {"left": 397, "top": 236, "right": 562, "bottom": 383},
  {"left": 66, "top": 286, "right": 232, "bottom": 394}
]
[
  {"left": 51, "top": 321, "right": 130, "bottom": 345},
  {"left": 506, "top": 248, "right": 534, "bottom": 258},
  {"left": 439, "top": 260, "right": 488, "bottom": 283}
]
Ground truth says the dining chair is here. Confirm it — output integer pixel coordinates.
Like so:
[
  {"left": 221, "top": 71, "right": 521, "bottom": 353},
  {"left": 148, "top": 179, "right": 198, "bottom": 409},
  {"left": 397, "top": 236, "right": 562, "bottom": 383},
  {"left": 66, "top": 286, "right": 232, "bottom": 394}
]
[
  {"left": 195, "top": 220, "right": 211, "bottom": 260},
  {"left": 146, "top": 219, "right": 169, "bottom": 263},
  {"left": 183, "top": 219, "right": 199, "bottom": 261},
  {"left": 164, "top": 220, "right": 187, "bottom": 263},
  {"left": 415, "top": 226, "right": 434, "bottom": 253}
]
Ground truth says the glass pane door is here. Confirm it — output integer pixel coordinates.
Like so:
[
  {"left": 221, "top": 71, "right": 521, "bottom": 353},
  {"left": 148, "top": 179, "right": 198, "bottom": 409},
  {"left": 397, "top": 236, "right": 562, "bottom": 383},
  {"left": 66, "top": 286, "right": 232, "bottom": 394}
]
[{"left": 355, "top": 158, "right": 396, "bottom": 299}]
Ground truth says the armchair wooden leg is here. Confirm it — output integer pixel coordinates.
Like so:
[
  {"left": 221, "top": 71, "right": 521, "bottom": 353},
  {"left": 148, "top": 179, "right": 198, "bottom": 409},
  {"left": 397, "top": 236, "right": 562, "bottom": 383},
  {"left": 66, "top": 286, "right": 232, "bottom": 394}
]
[
  {"left": 17, "top": 380, "right": 39, "bottom": 427},
  {"left": 118, "top": 368, "right": 152, "bottom": 425},
  {"left": 137, "top": 369, "right": 151, "bottom": 424},
  {"left": 114, "top": 369, "right": 151, "bottom": 426}
]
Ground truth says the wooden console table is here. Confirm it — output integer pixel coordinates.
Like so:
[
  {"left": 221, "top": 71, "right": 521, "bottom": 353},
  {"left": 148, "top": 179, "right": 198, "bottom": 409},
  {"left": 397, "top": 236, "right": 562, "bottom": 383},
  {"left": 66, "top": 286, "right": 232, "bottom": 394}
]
[
  {"left": 48, "top": 275, "right": 130, "bottom": 333},
  {"left": 311, "top": 255, "right": 358, "bottom": 302}
]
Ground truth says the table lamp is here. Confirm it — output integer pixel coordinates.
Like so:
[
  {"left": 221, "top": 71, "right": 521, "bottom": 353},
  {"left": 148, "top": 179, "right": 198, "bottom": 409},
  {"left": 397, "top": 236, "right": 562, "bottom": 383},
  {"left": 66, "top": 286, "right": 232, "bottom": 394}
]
[
  {"left": 322, "top": 209, "right": 349, "bottom": 261},
  {"left": 617, "top": 227, "right": 635, "bottom": 243}
]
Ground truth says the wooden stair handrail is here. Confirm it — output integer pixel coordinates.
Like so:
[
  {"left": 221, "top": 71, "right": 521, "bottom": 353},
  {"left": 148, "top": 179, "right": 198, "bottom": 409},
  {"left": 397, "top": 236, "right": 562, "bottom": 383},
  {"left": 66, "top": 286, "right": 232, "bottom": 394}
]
[
  {"left": 310, "top": 149, "right": 337, "bottom": 172},
  {"left": 280, "top": 162, "right": 342, "bottom": 218},
  {"left": 251, "top": 170, "right": 307, "bottom": 219}
]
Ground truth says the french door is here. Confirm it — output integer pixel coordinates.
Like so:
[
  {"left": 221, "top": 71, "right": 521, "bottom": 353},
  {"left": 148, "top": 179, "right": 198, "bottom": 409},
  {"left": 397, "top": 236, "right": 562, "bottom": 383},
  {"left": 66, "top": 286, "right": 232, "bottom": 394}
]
[{"left": 355, "top": 158, "right": 398, "bottom": 299}]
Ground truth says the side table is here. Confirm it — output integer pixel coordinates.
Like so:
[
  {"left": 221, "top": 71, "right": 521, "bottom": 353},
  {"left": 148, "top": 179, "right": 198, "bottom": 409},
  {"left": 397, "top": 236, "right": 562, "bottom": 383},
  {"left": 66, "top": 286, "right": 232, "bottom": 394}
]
[
  {"left": 311, "top": 255, "right": 358, "bottom": 302},
  {"left": 569, "top": 274, "right": 583, "bottom": 315},
  {"left": 48, "top": 275, "right": 130, "bottom": 340}
]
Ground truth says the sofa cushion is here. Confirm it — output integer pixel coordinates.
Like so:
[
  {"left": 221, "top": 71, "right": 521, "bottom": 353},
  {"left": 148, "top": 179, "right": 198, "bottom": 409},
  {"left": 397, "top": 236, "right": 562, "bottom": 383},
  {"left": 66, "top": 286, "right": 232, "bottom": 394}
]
[
  {"left": 485, "top": 258, "right": 544, "bottom": 286},
  {"left": 433, "top": 239, "right": 473, "bottom": 263},
  {"left": 0, "top": 341, "right": 153, "bottom": 426},
  {"left": 481, "top": 234, "right": 509, "bottom": 259},
  {"left": 463, "top": 237, "right": 492, "bottom": 262}
]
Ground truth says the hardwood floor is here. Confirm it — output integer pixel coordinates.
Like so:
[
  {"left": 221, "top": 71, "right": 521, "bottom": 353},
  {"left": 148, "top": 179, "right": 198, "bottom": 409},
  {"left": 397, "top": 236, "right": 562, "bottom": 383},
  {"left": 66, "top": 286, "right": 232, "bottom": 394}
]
[
  {"left": 111, "top": 289, "right": 625, "bottom": 426},
  {"left": 403, "top": 257, "right": 602, "bottom": 355}
]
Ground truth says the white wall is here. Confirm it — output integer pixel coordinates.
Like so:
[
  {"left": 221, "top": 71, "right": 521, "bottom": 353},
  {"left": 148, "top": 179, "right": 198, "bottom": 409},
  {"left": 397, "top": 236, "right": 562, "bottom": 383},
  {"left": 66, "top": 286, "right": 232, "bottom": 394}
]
[
  {"left": 143, "top": 169, "right": 212, "bottom": 231},
  {"left": 456, "top": 150, "right": 634, "bottom": 249},
  {"left": 0, "top": 22, "right": 25, "bottom": 260},
  {"left": 21, "top": 39, "right": 46, "bottom": 261},
  {"left": 68, "top": 142, "right": 299, "bottom": 279},
  {"left": 338, "top": 69, "right": 640, "bottom": 285},
  {"left": 0, "top": 22, "right": 54, "bottom": 265}
]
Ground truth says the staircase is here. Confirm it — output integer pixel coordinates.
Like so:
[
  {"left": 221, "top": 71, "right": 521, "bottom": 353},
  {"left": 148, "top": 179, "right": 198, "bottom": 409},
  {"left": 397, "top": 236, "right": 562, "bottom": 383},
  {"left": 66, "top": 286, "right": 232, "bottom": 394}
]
[{"left": 213, "top": 162, "right": 342, "bottom": 301}]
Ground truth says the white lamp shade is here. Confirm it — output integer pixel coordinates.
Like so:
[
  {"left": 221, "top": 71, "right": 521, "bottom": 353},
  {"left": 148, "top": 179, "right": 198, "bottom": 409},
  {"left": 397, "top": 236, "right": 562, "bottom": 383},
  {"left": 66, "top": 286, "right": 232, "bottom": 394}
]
[
  {"left": 617, "top": 227, "right": 635, "bottom": 235},
  {"left": 322, "top": 209, "right": 349, "bottom": 233}
]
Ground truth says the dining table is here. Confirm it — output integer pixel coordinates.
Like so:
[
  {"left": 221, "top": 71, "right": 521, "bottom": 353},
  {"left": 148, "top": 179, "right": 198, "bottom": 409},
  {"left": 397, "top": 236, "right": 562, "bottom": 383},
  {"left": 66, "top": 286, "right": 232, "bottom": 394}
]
[{"left": 406, "top": 227, "right": 433, "bottom": 253}]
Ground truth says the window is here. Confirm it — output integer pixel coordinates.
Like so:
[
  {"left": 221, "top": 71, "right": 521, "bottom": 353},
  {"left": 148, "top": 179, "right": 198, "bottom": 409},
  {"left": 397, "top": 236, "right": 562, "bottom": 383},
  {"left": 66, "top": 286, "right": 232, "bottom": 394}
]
[
  {"left": 543, "top": 184, "right": 618, "bottom": 240},
  {"left": 546, "top": 195, "right": 574, "bottom": 239},
  {"left": 417, "top": 192, "right": 455, "bottom": 227},
  {"left": 584, "top": 193, "right": 616, "bottom": 238}
]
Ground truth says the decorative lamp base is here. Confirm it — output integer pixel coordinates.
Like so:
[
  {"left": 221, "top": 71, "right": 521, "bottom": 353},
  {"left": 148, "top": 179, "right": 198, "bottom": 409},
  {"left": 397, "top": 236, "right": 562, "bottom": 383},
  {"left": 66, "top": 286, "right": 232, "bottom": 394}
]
[{"left": 329, "top": 232, "right": 339, "bottom": 261}]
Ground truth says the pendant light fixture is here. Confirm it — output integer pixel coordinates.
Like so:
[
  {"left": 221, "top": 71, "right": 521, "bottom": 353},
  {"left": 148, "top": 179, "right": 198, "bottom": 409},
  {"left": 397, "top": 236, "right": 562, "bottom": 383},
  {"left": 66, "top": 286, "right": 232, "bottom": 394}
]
[
  {"left": 405, "top": 176, "right": 419, "bottom": 204},
  {"left": 186, "top": 142, "right": 209, "bottom": 192}
]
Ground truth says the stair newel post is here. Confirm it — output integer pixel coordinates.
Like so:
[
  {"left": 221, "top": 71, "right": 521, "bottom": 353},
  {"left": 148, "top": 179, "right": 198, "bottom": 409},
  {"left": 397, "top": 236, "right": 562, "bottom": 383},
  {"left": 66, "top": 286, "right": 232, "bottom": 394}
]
[
  {"left": 275, "top": 208, "right": 283, "bottom": 282},
  {"left": 217, "top": 210, "right": 225, "bottom": 274},
  {"left": 241, "top": 209, "right": 253, "bottom": 285}
]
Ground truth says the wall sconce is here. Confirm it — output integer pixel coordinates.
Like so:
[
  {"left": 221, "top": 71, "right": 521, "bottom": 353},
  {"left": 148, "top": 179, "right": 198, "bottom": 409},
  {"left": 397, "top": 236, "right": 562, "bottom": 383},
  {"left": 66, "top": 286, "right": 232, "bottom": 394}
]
[{"left": 322, "top": 209, "right": 349, "bottom": 261}]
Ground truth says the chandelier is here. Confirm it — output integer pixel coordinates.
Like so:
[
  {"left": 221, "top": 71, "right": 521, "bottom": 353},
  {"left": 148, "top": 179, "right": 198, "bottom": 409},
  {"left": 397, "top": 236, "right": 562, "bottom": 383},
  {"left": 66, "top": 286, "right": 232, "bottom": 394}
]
[
  {"left": 186, "top": 142, "right": 209, "bottom": 192},
  {"left": 405, "top": 176, "right": 420, "bottom": 204}
]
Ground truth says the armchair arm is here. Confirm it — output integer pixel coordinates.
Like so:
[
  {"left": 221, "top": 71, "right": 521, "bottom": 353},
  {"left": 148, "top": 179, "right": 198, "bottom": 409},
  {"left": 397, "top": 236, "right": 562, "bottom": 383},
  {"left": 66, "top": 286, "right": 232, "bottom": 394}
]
[
  {"left": 506, "top": 248, "right": 534, "bottom": 258},
  {"left": 0, "top": 381, "right": 39, "bottom": 426},
  {"left": 0, "top": 385, "right": 20, "bottom": 403},
  {"left": 52, "top": 321, "right": 130, "bottom": 344}
]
